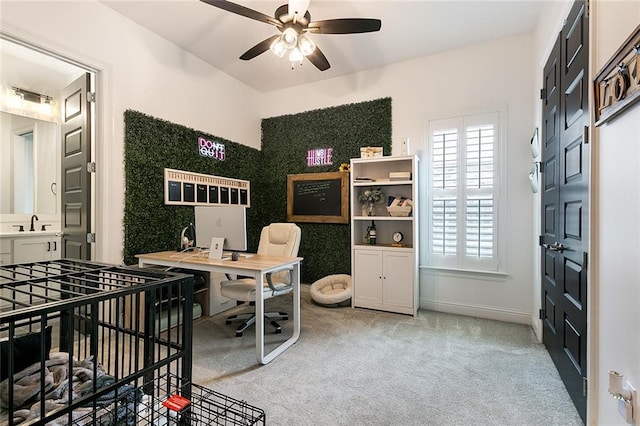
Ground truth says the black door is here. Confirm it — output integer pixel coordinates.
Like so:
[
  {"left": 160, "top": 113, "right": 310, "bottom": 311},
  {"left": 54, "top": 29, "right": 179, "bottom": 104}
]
[
  {"left": 540, "top": 0, "right": 589, "bottom": 422},
  {"left": 61, "top": 73, "right": 92, "bottom": 260}
]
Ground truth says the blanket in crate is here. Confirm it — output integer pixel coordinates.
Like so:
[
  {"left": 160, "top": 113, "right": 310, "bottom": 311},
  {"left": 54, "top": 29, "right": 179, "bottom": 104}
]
[{"left": 0, "top": 352, "right": 140, "bottom": 425}]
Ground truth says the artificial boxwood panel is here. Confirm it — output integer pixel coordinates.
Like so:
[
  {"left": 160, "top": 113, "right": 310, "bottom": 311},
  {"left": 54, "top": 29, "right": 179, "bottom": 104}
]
[
  {"left": 123, "top": 98, "right": 391, "bottom": 283},
  {"left": 261, "top": 98, "right": 392, "bottom": 283},
  {"left": 123, "top": 110, "right": 262, "bottom": 265}
]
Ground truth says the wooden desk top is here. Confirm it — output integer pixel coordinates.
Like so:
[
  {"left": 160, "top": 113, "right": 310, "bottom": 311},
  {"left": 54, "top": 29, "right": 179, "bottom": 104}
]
[{"left": 136, "top": 250, "right": 302, "bottom": 272}]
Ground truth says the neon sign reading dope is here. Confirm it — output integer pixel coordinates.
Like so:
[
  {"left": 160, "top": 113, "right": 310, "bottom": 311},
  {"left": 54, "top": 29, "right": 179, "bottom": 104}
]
[{"left": 198, "top": 137, "right": 225, "bottom": 160}]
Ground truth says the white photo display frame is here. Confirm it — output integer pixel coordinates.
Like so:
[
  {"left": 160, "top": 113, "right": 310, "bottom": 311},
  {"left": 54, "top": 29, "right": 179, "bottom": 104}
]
[{"left": 208, "top": 237, "right": 225, "bottom": 260}]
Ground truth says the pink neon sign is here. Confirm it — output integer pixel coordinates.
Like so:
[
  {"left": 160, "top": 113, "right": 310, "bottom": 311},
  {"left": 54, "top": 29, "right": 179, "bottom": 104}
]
[
  {"left": 306, "top": 147, "right": 333, "bottom": 167},
  {"left": 198, "top": 137, "right": 225, "bottom": 160}
]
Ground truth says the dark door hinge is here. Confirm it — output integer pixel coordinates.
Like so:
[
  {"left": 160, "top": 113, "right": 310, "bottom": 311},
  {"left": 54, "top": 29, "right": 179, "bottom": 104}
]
[
  {"left": 585, "top": 0, "right": 590, "bottom": 19},
  {"left": 539, "top": 309, "right": 545, "bottom": 320},
  {"left": 583, "top": 376, "right": 588, "bottom": 397},
  {"left": 583, "top": 252, "right": 588, "bottom": 269},
  {"left": 539, "top": 235, "right": 544, "bottom": 246},
  {"left": 539, "top": 162, "right": 545, "bottom": 173},
  {"left": 540, "top": 88, "right": 546, "bottom": 100},
  {"left": 583, "top": 126, "right": 589, "bottom": 144}
]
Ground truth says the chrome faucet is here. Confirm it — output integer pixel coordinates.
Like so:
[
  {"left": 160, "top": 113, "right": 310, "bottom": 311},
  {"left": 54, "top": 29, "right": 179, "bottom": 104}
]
[{"left": 30, "top": 214, "right": 39, "bottom": 231}]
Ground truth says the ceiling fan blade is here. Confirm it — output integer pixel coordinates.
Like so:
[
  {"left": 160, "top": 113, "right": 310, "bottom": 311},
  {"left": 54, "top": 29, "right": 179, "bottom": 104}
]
[
  {"left": 306, "top": 45, "right": 330, "bottom": 71},
  {"left": 239, "top": 35, "right": 281, "bottom": 60},
  {"left": 200, "top": 0, "right": 282, "bottom": 27},
  {"left": 308, "top": 18, "right": 382, "bottom": 34}
]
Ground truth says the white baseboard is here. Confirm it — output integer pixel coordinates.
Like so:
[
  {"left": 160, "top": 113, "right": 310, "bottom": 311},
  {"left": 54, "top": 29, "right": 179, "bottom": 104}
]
[{"left": 420, "top": 299, "right": 532, "bottom": 325}]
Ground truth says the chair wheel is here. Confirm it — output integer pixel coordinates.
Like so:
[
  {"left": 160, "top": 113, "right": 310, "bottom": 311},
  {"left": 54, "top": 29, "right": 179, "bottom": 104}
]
[
  {"left": 235, "top": 331, "right": 243, "bottom": 337},
  {"left": 275, "top": 328, "right": 282, "bottom": 334},
  {"left": 226, "top": 320, "right": 232, "bottom": 325}
]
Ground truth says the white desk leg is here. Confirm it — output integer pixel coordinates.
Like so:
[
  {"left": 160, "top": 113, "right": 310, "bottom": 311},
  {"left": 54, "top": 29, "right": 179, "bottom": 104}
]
[
  {"left": 292, "top": 262, "right": 301, "bottom": 341},
  {"left": 257, "top": 262, "right": 301, "bottom": 365},
  {"left": 255, "top": 271, "right": 265, "bottom": 363}
]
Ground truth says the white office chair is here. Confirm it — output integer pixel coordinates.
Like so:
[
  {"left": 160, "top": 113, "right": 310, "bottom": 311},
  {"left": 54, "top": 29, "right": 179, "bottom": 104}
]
[{"left": 220, "top": 223, "right": 301, "bottom": 337}]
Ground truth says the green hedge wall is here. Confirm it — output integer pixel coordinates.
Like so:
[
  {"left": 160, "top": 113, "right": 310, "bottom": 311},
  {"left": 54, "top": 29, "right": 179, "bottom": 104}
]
[
  {"left": 261, "top": 98, "right": 392, "bottom": 283},
  {"left": 123, "top": 110, "right": 262, "bottom": 265},
  {"left": 123, "top": 97, "right": 392, "bottom": 283}
]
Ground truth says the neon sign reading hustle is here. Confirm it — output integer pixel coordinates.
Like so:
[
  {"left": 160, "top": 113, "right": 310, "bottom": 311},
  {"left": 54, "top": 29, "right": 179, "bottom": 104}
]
[{"left": 306, "top": 147, "right": 333, "bottom": 167}]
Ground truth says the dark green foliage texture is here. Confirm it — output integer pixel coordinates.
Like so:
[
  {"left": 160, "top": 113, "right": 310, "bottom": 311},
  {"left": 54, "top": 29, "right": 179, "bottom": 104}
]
[
  {"left": 123, "top": 110, "right": 262, "bottom": 265},
  {"left": 123, "top": 98, "right": 391, "bottom": 283}
]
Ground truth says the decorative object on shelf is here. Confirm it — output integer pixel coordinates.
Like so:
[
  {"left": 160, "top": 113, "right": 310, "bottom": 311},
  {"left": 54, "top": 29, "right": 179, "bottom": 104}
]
[
  {"left": 359, "top": 188, "right": 385, "bottom": 216},
  {"left": 339, "top": 163, "right": 350, "bottom": 173},
  {"left": 387, "top": 196, "right": 413, "bottom": 217},
  {"left": 389, "top": 171, "right": 411, "bottom": 181},
  {"left": 360, "top": 146, "right": 383, "bottom": 158},
  {"left": 366, "top": 221, "right": 377, "bottom": 245},
  {"left": 392, "top": 231, "right": 405, "bottom": 247}
]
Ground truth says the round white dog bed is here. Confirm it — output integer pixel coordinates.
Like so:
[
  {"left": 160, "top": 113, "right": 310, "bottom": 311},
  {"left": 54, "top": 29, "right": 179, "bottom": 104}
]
[{"left": 310, "top": 274, "right": 352, "bottom": 307}]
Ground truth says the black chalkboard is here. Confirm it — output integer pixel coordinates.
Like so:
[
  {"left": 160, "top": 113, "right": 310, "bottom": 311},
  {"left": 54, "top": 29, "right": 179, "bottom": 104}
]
[{"left": 287, "top": 172, "right": 349, "bottom": 223}]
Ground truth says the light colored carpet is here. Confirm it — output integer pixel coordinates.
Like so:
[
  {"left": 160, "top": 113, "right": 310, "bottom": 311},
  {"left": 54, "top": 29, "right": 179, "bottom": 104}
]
[{"left": 190, "top": 285, "right": 583, "bottom": 426}]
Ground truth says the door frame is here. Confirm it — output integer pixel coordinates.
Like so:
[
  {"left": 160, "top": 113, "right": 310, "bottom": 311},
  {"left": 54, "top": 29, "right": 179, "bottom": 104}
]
[{"left": 1, "top": 31, "right": 105, "bottom": 261}]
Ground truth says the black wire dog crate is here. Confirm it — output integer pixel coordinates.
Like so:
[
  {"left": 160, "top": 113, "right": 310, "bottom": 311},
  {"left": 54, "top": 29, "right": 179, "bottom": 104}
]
[
  {"left": 0, "top": 259, "right": 194, "bottom": 425},
  {"left": 134, "top": 373, "right": 266, "bottom": 425}
]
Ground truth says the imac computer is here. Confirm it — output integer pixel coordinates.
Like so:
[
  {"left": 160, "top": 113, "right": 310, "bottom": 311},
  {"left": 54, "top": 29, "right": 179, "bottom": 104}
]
[{"left": 195, "top": 206, "right": 247, "bottom": 253}]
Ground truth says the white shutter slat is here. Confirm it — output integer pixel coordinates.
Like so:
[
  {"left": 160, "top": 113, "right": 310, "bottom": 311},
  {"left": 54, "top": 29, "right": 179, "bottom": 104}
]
[{"left": 428, "top": 112, "right": 500, "bottom": 271}]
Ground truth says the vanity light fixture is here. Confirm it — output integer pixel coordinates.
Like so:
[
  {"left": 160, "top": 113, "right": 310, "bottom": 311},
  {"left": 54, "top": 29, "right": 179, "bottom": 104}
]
[{"left": 7, "top": 86, "right": 55, "bottom": 117}]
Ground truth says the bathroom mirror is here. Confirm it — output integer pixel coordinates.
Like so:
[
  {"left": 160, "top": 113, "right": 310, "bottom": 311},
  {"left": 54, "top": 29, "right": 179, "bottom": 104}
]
[{"left": 0, "top": 111, "right": 59, "bottom": 215}]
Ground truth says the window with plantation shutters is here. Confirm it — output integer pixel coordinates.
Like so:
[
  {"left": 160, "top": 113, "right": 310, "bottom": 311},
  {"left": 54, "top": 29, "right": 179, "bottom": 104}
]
[{"left": 426, "top": 112, "right": 503, "bottom": 272}]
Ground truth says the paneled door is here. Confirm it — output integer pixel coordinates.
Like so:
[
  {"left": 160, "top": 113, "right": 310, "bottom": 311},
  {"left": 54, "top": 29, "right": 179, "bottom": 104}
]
[
  {"left": 540, "top": 0, "right": 589, "bottom": 422},
  {"left": 61, "top": 73, "right": 92, "bottom": 260}
]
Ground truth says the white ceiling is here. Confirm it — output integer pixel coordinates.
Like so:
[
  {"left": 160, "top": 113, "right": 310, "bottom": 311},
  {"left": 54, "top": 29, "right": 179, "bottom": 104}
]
[{"left": 100, "top": 0, "right": 544, "bottom": 93}]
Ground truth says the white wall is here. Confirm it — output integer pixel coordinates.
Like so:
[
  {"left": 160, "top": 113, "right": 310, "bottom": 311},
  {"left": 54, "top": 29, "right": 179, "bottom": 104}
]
[
  {"left": 263, "top": 34, "right": 537, "bottom": 324},
  {"left": 590, "top": 1, "right": 640, "bottom": 424},
  {"left": 0, "top": 0, "right": 262, "bottom": 264}
]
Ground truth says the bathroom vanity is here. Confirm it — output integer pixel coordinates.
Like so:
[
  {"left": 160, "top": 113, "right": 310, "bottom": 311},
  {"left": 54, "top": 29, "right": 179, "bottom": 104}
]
[{"left": 0, "top": 231, "right": 62, "bottom": 264}]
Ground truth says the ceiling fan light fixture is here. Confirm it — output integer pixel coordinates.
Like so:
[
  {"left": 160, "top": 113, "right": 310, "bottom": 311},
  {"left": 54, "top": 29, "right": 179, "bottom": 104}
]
[
  {"left": 288, "top": 46, "right": 303, "bottom": 64},
  {"left": 297, "top": 33, "right": 315, "bottom": 56},
  {"left": 270, "top": 38, "right": 287, "bottom": 58},
  {"left": 281, "top": 27, "right": 298, "bottom": 49}
]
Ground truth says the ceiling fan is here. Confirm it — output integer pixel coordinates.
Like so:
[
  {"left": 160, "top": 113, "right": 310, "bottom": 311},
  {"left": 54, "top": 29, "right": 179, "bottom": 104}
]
[{"left": 200, "top": 0, "right": 382, "bottom": 71}]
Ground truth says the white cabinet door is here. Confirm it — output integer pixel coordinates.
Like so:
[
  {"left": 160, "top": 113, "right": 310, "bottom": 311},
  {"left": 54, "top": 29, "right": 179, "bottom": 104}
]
[
  {"left": 13, "top": 236, "right": 61, "bottom": 263},
  {"left": 382, "top": 251, "right": 413, "bottom": 309},
  {"left": 0, "top": 239, "right": 12, "bottom": 265},
  {"left": 353, "top": 249, "right": 383, "bottom": 306},
  {"left": 50, "top": 237, "right": 61, "bottom": 260}
]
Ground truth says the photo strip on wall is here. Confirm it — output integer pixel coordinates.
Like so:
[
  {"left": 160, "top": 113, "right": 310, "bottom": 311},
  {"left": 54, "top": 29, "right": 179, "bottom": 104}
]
[{"left": 164, "top": 168, "right": 250, "bottom": 207}]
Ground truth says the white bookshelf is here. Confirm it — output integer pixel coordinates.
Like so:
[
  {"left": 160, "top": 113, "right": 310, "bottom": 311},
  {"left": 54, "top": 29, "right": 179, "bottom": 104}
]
[{"left": 350, "top": 155, "right": 419, "bottom": 316}]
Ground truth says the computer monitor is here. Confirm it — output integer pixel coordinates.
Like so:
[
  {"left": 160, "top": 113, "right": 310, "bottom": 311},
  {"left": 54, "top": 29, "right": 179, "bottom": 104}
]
[{"left": 194, "top": 205, "right": 247, "bottom": 252}]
